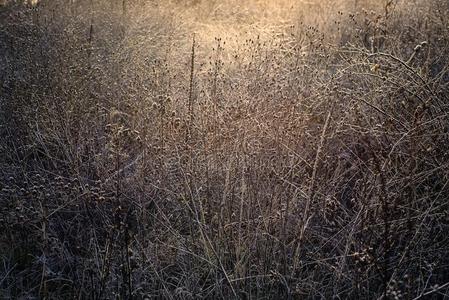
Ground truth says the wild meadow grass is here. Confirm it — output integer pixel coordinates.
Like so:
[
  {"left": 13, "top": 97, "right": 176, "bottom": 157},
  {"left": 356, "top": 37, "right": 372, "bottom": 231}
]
[{"left": 1, "top": 0, "right": 449, "bottom": 298}]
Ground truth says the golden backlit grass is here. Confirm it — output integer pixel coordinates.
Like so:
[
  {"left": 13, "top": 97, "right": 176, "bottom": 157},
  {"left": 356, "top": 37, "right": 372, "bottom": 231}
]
[{"left": 1, "top": 0, "right": 449, "bottom": 299}]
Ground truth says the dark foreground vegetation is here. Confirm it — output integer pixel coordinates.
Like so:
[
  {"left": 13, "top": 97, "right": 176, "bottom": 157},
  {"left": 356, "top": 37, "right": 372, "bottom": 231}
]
[{"left": 1, "top": 0, "right": 449, "bottom": 298}]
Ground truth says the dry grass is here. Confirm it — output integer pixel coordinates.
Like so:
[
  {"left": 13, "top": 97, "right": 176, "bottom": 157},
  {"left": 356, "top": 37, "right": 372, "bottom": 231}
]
[{"left": 1, "top": 0, "right": 449, "bottom": 299}]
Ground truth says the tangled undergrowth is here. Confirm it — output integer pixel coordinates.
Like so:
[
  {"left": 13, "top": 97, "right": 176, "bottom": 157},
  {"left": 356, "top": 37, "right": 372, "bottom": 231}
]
[{"left": 1, "top": 0, "right": 449, "bottom": 298}]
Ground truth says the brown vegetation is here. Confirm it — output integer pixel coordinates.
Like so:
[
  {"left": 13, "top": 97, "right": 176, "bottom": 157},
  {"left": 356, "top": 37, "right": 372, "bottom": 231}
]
[{"left": 1, "top": 0, "right": 449, "bottom": 298}]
